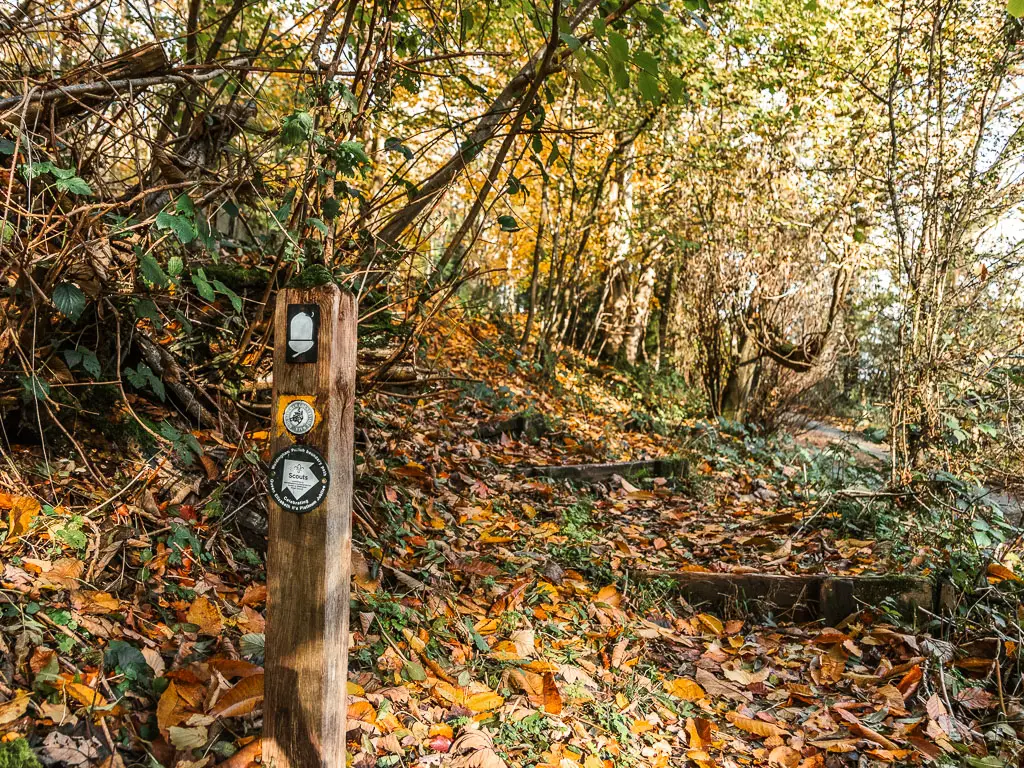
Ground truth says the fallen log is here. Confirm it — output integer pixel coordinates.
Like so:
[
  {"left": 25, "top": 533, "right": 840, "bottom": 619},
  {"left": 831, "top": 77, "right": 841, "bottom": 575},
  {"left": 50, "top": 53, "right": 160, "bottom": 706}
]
[
  {"left": 629, "top": 569, "right": 947, "bottom": 625},
  {"left": 520, "top": 458, "right": 687, "bottom": 483}
]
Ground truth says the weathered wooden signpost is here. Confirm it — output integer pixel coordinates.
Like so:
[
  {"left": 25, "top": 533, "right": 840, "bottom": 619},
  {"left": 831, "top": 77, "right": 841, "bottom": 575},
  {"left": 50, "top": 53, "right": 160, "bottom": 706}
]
[{"left": 263, "top": 285, "right": 356, "bottom": 767}]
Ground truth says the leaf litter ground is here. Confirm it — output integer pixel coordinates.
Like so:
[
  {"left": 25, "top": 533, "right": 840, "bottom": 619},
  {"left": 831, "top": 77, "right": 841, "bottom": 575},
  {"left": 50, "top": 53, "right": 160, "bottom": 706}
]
[{"left": 1, "top": 320, "right": 1022, "bottom": 767}]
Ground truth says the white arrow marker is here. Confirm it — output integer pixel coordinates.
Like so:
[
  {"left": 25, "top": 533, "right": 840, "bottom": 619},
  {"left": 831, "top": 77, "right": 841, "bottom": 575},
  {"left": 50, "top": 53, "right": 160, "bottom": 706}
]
[{"left": 282, "top": 459, "right": 318, "bottom": 499}]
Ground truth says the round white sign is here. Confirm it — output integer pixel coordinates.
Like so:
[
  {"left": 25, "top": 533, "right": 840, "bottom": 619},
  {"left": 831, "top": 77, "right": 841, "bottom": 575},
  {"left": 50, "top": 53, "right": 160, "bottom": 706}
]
[{"left": 282, "top": 400, "right": 316, "bottom": 435}]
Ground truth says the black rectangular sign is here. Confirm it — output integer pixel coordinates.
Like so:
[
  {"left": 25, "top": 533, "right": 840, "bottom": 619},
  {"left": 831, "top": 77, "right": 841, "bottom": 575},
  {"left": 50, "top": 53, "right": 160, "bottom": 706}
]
[{"left": 286, "top": 304, "right": 320, "bottom": 363}]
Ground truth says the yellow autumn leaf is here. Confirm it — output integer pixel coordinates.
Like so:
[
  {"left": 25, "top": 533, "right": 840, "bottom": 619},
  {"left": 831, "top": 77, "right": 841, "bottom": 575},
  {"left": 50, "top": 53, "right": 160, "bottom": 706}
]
[
  {"left": 347, "top": 681, "right": 364, "bottom": 696},
  {"left": 630, "top": 718, "right": 657, "bottom": 734},
  {"left": 347, "top": 700, "right": 377, "bottom": 723},
  {"left": 63, "top": 681, "right": 108, "bottom": 709},
  {"left": 697, "top": 613, "right": 724, "bottom": 635},
  {"left": 465, "top": 691, "right": 505, "bottom": 712},
  {"left": 592, "top": 584, "right": 621, "bottom": 607},
  {"left": 186, "top": 595, "right": 224, "bottom": 636},
  {"left": 3, "top": 495, "right": 40, "bottom": 540},
  {"left": 74, "top": 590, "right": 120, "bottom": 615},
  {"left": 0, "top": 690, "right": 31, "bottom": 726},
  {"left": 664, "top": 677, "right": 706, "bottom": 701}
]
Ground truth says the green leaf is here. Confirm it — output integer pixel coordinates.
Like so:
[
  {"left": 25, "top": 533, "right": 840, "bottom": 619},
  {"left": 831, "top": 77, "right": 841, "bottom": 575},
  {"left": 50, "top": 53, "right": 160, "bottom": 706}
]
[
  {"left": 498, "top": 215, "right": 520, "bottom": 232},
  {"left": 0, "top": 139, "right": 16, "bottom": 155},
  {"left": 55, "top": 176, "right": 93, "bottom": 196},
  {"left": 105, "top": 641, "right": 151, "bottom": 685},
  {"left": 281, "top": 111, "right": 314, "bottom": 145},
  {"left": 559, "top": 32, "right": 582, "bottom": 51},
  {"left": 154, "top": 211, "right": 197, "bottom": 244},
  {"left": 634, "top": 50, "right": 659, "bottom": 77},
  {"left": 211, "top": 279, "right": 243, "bottom": 313},
  {"left": 611, "top": 61, "right": 629, "bottom": 90},
  {"left": 133, "top": 298, "right": 163, "bottom": 328},
  {"left": 322, "top": 197, "right": 341, "bottom": 220},
  {"left": 607, "top": 31, "right": 629, "bottom": 64},
  {"left": 334, "top": 141, "right": 371, "bottom": 176},
  {"left": 20, "top": 374, "right": 49, "bottom": 401},
  {"left": 52, "top": 282, "right": 86, "bottom": 321},
  {"left": 175, "top": 195, "right": 195, "bottom": 216},
  {"left": 638, "top": 72, "right": 661, "bottom": 102},
  {"left": 80, "top": 349, "right": 101, "bottom": 379},
  {"left": 1009, "top": 0, "right": 1024, "bottom": 17},
  {"left": 306, "top": 217, "right": 329, "bottom": 235},
  {"left": 192, "top": 268, "right": 216, "bottom": 302},
  {"left": 384, "top": 137, "right": 413, "bottom": 160},
  {"left": 167, "top": 256, "right": 184, "bottom": 277},
  {"left": 240, "top": 633, "right": 265, "bottom": 659},
  {"left": 404, "top": 661, "right": 427, "bottom": 681},
  {"left": 139, "top": 253, "right": 169, "bottom": 288}
]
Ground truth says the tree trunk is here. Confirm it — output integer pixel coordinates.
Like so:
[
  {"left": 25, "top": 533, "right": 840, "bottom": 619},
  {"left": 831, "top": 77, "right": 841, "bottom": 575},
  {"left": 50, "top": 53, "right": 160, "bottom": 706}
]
[
  {"left": 624, "top": 260, "right": 657, "bottom": 366},
  {"left": 519, "top": 180, "right": 549, "bottom": 352},
  {"left": 721, "top": 331, "right": 759, "bottom": 421}
]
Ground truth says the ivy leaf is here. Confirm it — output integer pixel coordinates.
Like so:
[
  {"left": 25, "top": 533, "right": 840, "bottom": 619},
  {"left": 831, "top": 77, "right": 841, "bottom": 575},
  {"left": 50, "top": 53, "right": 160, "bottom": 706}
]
[{"left": 52, "top": 282, "right": 87, "bottom": 321}]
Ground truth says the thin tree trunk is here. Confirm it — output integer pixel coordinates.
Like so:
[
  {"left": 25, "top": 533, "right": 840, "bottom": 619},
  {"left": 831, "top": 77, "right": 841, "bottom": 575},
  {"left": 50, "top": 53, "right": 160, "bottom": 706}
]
[{"left": 520, "top": 179, "right": 549, "bottom": 352}]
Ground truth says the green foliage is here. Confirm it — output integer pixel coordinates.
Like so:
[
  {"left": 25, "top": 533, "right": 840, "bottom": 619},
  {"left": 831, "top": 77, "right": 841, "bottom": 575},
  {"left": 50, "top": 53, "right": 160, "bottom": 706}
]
[
  {"left": 52, "top": 282, "right": 87, "bottom": 321},
  {"left": 19, "top": 161, "right": 92, "bottom": 195},
  {"left": 0, "top": 739, "right": 42, "bottom": 768},
  {"left": 281, "top": 111, "right": 314, "bottom": 145},
  {"left": 125, "top": 363, "right": 165, "bottom": 401}
]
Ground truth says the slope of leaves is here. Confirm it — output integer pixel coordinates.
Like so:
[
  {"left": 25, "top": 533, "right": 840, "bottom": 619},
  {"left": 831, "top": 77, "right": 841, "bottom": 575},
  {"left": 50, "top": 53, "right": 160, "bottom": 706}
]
[{"left": 1, "top": 321, "right": 1023, "bottom": 768}]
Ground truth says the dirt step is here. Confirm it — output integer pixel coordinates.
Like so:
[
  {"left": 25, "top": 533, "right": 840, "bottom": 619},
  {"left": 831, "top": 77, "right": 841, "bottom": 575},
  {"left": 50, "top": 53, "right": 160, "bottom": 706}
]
[
  {"left": 630, "top": 569, "right": 949, "bottom": 625},
  {"left": 520, "top": 458, "right": 688, "bottom": 483}
]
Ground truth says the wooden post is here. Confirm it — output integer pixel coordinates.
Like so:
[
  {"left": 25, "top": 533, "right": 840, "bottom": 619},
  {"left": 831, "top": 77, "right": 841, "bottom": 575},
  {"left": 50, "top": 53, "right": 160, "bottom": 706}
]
[{"left": 263, "top": 285, "right": 356, "bottom": 768}]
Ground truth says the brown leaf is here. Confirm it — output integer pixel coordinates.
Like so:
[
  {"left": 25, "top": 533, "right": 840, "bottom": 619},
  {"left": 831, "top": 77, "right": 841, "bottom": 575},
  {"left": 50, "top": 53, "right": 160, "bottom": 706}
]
[
  {"left": 955, "top": 687, "right": 996, "bottom": 710},
  {"left": 214, "top": 738, "right": 261, "bottom": 768},
  {"left": 448, "top": 729, "right": 509, "bottom": 768},
  {"left": 685, "top": 717, "right": 714, "bottom": 750},
  {"left": 156, "top": 682, "right": 188, "bottom": 735},
  {"left": 542, "top": 672, "right": 562, "bottom": 715},
  {"left": 695, "top": 668, "right": 752, "bottom": 702},
  {"left": 768, "top": 745, "right": 800, "bottom": 767},
  {"left": 987, "top": 562, "right": 1021, "bottom": 583},
  {"left": 212, "top": 673, "right": 264, "bottom": 718},
  {"left": 833, "top": 706, "right": 899, "bottom": 750},
  {"left": 725, "top": 710, "right": 788, "bottom": 739}
]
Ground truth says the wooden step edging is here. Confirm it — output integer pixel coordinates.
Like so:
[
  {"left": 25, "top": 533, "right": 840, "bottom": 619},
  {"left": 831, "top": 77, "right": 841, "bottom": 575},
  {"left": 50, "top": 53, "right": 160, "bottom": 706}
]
[{"left": 628, "top": 569, "right": 948, "bottom": 625}]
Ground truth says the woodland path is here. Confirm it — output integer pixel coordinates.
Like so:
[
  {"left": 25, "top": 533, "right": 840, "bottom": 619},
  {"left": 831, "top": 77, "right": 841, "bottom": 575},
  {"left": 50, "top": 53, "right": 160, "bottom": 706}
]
[{"left": 793, "top": 418, "right": 1023, "bottom": 524}]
